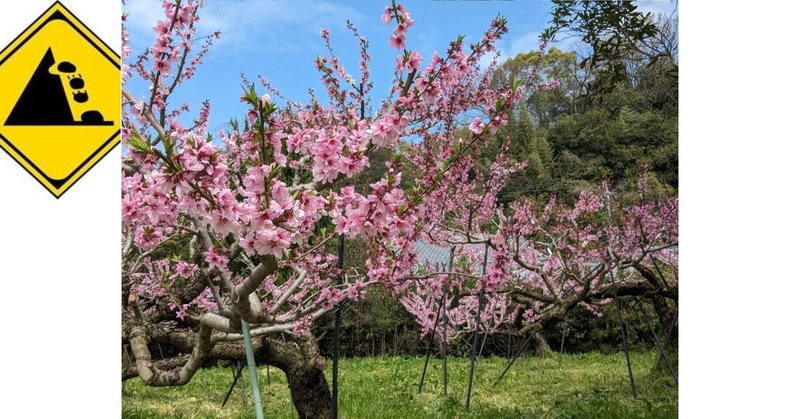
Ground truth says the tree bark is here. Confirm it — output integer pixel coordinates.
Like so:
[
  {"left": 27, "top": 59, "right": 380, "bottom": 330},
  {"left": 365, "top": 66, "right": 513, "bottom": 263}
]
[
  {"left": 649, "top": 296, "right": 676, "bottom": 334},
  {"left": 633, "top": 263, "right": 678, "bottom": 335},
  {"left": 261, "top": 335, "right": 331, "bottom": 419},
  {"left": 532, "top": 331, "right": 552, "bottom": 355}
]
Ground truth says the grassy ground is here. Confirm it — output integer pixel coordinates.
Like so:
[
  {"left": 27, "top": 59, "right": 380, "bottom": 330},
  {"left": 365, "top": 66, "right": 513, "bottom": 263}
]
[{"left": 122, "top": 351, "right": 677, "bottom": 418}]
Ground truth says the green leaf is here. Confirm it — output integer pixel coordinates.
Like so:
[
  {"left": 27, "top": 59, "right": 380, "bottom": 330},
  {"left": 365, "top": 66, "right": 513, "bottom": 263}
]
[{"left": 127, "top": 131, "right": 151, "bottom": 154}]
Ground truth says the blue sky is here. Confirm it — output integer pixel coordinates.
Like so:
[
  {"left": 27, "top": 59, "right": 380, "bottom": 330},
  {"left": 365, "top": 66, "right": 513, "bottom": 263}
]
[{"left": 124, "top": 0, "right": 676, "bottom": 133}]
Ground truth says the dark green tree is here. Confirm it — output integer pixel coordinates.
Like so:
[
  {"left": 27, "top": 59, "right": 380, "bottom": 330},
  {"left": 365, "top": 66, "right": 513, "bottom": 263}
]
[{"left": 541, "top": 0, "right": 677, "bottom": 99}]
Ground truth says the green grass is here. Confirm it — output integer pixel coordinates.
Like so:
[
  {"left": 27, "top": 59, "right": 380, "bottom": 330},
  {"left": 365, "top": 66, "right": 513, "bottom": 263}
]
[{"left": 122, "top": 352, "right": 677, "bottom": 418}]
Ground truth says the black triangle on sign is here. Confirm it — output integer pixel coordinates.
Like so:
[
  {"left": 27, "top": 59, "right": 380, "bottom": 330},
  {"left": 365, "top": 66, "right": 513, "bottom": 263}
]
[
  {"left": 5, "top": 48, "right": 74, "bottom": 125},
  {"left": 5, "top": 47, "right": 112, "bottom": 126}
]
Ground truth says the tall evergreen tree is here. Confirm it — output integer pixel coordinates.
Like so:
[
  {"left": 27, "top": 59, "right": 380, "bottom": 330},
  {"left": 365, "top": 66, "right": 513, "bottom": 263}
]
[{"left": 535, "top": 133, "right": 555, "bottom": 177}]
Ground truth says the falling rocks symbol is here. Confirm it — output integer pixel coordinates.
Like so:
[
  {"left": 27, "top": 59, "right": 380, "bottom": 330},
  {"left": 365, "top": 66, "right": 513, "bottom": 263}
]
[{"left": 5, "top": 47, "right": 111, "bottom": 126}]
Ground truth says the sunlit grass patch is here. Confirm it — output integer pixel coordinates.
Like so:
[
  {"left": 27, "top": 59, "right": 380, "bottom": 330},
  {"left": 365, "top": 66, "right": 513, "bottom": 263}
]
[{"left": 123, "top": 351, "right": 677, "bottom": 418}]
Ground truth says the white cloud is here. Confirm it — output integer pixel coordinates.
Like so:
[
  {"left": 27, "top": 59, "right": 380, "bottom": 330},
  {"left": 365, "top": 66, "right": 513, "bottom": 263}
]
[
  {"left": 124, "top": 0, "right": 167, "bottom": 45},
  {"left": 635, "top": 0, "right": 678, "bottom": 19},
  {"left": 124, "top": 0, "right": 371, "bottom": 55},
  {"left": 510, "top": 31, "right": 541, "bottom": 57},
  {"left": 415, "top": 27, "right": 440, "bottom": 58},
  {"left": 478, "top": 29, "right": 546, "bottom": 70}
]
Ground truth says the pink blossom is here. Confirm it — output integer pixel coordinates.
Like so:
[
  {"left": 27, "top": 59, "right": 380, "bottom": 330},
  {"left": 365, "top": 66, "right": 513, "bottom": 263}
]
[
  {"left": 175, "top": 261, "right": 198, "bottom": 278},
  {"left": 153, "top": 35, "right": 170, "bottom": 54},
  {"left": 469, "top": 117, "right": 485, "bottom": 134},
  {"left": 253, "top": 226, "right": 291, "bottom": 258},
  {"left": 381, "top": 6, "right": 392, "bottom": 24},
  {"left": 176, "top": 3, "right": 193, "bottom": 25},
  {"left": 388, "top": 34, "right": 405, "bottom": 50},
  {"left": 319, "top": 287, "right": 344, "bottom": 310},
  {"left": 154, "top": 20, "right": 170, "bottom": 36},
  {"left": 407, "top": 51, "right": 422, "bottom": 70},
  {"left": 203, "top": 248, "right": 228, "bottom": 271},
  {"left": 346, "top": 281, "right": 367, "bottom": 301},
  {"left": 133, "top": 226, "right": 163, "bottom": 251},
  {"left": 293, "top": 315, "right": 314, "bottom": 336},
  {"left": 154, "top": 59, "right": 170, "bottom": 76}
]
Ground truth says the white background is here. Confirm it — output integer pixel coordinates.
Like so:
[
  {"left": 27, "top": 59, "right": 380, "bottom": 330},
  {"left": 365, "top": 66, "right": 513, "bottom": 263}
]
[
  {"left": 680, "top": 1, "right": 800, "bottom": 417},
  {"left": 0, "top": 0, "right": 799, "bottom": 417},
  {"left": 0, "top": 0, "right": 120, "bottom": 415}
]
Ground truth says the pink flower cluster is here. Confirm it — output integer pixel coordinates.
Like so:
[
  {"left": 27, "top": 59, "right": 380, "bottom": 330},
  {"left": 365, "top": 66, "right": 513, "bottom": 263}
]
[
  {"left": 319, "top": 287, "right": 344, "bottom": 311},
  {"left": 203, "top": 248, "right": 228, "bottom": 271},
  {"left": 383, "top": 4, "right": 413, "bottom": 50}
]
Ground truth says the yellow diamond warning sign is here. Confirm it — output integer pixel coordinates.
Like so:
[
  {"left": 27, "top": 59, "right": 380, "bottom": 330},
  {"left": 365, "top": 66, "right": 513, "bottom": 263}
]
[{"left": 0, "top": 2, "right": 120, "bottom": 198}]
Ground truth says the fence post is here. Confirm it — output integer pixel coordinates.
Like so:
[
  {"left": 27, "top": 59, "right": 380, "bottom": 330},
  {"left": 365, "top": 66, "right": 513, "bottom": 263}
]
[{"left": 558, "top": 317, "right": 568, "bottom": 367}]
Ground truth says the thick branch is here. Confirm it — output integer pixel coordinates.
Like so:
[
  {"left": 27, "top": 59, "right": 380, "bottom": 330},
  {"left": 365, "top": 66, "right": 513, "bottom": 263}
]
[{"left": 127, "top": 317, "right": 213, "bottom": 386}]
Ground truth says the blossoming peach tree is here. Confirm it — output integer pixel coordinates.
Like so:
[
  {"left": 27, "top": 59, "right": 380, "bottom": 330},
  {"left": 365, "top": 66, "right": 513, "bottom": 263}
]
[
  {"left": 400, "top": 171, "right": 679, "bottom": 361},
  {"left": 120, "top": 0, "right": 528, "bottom": 415}
]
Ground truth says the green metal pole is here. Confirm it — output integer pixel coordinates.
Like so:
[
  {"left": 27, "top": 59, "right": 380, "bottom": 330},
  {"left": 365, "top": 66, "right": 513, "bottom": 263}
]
[
  {"left": 603, "top": 182, "right": 637, "bottom": 400},
  {"left": 241, "top": 319, "right": 265, "bottom": 419},
  {"left": 466, "top": 243, "right": 490, "bottom": 411},
  {"left": 332, "top": 233, "right": 345, "bottom": 419}
]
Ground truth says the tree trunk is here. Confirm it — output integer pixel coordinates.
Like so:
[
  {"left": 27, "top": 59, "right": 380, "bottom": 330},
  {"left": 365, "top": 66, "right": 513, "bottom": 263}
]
[
  {"left": 532, "top": 331, "right": 552, "bottom": 355},
  {"left": 261, "top": 335, "right": 331, "bottom": 419},
  {"left": 633, "top": 263, "right": 678, "bottom": 336},
  {"left": 285, "top": 365, "right": 331, "bottom": 418}
]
